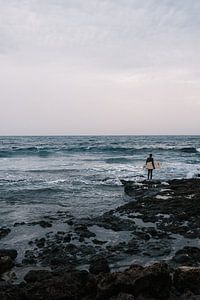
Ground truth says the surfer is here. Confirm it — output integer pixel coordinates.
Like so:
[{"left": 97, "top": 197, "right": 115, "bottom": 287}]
[{"left": 146, "top": 154, "right": 155, "bottom": 180}]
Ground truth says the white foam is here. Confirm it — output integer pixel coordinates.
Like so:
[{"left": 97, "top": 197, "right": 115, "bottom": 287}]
[{"left": 156, "top": 195, "right": 171, "bottom": 200}]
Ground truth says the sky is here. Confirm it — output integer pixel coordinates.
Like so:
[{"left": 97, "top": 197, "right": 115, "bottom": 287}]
[{"left": 0, "top": 0, "right": 200, "bottom": 135}]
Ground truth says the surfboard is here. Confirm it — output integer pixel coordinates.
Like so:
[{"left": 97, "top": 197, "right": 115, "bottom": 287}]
[{"left": 145, "top": 161, "right": 161, "bottom": 170}]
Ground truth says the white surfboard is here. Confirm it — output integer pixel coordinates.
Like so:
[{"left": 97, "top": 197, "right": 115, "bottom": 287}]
[{"left": 145, "top": 161, "right": 161, "bottom": 170}]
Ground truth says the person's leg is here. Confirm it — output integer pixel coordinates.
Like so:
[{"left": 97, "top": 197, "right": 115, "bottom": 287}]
[
  {"left": 150, "top": 170, "right": 153, "bottom": 180},
  {"left": 148, "top": 170, "right": 150, "bottom": 180}
]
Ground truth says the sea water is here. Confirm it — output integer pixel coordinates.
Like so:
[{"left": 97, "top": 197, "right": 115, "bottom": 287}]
[{"left": 0, "top": 135, "right": 200, "bottom": 226}]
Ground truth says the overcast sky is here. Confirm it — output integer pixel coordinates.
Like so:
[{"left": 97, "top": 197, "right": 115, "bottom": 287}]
[{"left": 0, "top": 0, "right": 200, "bottom": 135}]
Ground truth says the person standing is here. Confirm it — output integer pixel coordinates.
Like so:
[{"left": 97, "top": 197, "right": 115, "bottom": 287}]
[{"left": 146, "top": 154, "right": 155, "bottom": 180}]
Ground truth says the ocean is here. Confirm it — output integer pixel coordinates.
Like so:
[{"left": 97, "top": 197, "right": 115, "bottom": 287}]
[{"left": 0, "top": 135, "right": 200, "bottom": 261}]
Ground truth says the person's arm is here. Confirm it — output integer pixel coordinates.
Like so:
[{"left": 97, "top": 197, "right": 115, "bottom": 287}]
[{"left": 152, "top": 158, "right": 155, "bottom": 169}]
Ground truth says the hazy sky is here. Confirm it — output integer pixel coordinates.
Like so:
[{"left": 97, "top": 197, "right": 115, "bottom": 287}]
[{"left": 0, "top": 0, "right": 200, "bottom": 135}]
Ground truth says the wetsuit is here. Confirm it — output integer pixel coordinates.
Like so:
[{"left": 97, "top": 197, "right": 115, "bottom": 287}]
[{"left": 146, "top": 157, "right": 155, "bottom": 180}]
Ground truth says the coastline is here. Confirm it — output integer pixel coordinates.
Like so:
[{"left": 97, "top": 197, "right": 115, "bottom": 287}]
[{"left": 0, "top": 178, "right": 200, "bottom": 299}]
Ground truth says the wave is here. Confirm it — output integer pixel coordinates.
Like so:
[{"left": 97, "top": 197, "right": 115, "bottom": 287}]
[
  {"left": 0, "top": 146, "right": 53, "bottom": 158},
  {"left": 0, "top": 145, "right": 199, "bottom": 158},
  {"left": 105, "top": 157, "right": 132, "bottom": 164},
  {"left": 179, "top": 147, "right": 198, "bottom": 153}
]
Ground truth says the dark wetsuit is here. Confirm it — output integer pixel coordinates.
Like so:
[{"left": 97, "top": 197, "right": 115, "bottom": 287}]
[{"left": 146, "top": 157, "right": 155, "bottom": 180}]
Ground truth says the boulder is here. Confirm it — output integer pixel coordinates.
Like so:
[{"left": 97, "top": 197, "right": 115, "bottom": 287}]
[
  {"left": 174, "top": 266, "right": 200, "bottom": 295},
  {"left": 25, "top": 270, "right": 96, "bottom": 300},
  {"left": 24, "top": 270, "right": 53, "bottom": 283},
  {"left": 0, "top": 256, "right": 14, "bottom": 274},
  {"left": 0, "top": 249, "right": 18, "bottom": 260},
  {"left": 97, "top": 262, "right": 171, "bottom": 299},
  {"left": 89, "top": 257, "right": 110, "bottom": 275},
  {"left": 0, "top": 228, "right": 11, "bottom": 240}
]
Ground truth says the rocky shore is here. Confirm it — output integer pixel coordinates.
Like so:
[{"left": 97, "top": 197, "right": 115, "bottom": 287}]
[{"left": 0, "top": 178, "right": 200, "bottom": 299}]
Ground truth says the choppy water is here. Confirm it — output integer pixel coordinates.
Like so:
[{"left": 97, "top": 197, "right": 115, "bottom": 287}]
[{"left": 0, "top": 135, "right": 200, "bottom": 227}]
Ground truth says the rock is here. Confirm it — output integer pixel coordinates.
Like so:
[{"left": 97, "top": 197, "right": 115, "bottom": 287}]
[
  {"left": 74, "top": 223, "right": 96, "bottom": 239},
  {"left": 173, "top": 254, "right": 192, "bottom": 264},
  {"left": 174, "top": 266, "right": 200, "bottom": 295},
  {"left": 0, "top": 228, "right": 11, "bottom": 239},
  {"left": 38, "top": 220, "right": 52, "bottom": 228},
  {"left": 110, "top": 293, "right": 135, "bottom": 300},
  {"left": 24, "top": 270, "right": 53, "bottom": 283},
  {"left": 0, "top": 283, "right": 27, "bottom": 300},
  {"left": 175, "top": 247, "right": 200, "bottom": 263},
  {"left": 26, "top": 270, "right": 96, "bottom": 300},
  {"left": 89, "top": 256, "right": 110, "bottom": 275},
  {"left": 13, "top": 222, "right": 26, "bottom": 227},
  {"left": 97, "top": 262, "right": 171, "bottom": 299},
  {"left": 35, "top": 238, "right": 45, "bottom": 248},
  {"left": 0, "top": 249, "right": 18, "bottom": 260},
  {"left": 63, "top": 234, "right": 71, "bottom": 243},
  {"left": 0, "top": 256, "right": 14, "bottom": 274},
  {"left": 29, "top": 220, "right": 52, "bottom": 228}
]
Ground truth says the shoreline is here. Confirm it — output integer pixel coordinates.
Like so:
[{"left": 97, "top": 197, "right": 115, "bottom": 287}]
[{"left": 0, "top": 178, "right": 200, "bottom": 299}]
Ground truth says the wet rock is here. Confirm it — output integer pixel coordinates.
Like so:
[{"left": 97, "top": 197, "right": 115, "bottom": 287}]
[
  {"left": 38, "top": 220, "right": 52, "bottom": 228},
  {"left": 13, "top": 222, "right": 26, "bottom": 227},
  {"left": 74, "top": 223, "right": 96, "bottom": 239},
  {"left": 24, "top": 270, "right": 53, "bottom": 283},
  {"left": 134, "top": 230, "right": 150, "bottom": 241},
  {"left": 63, "top": 233, "right": 71, "bottom": 243},
  {"left": 173, "top": 254, "right": 192, "bottom": 264},
  {"left": 174, "top": 266, "right": 200, "bottom": 295},
  {"left": 110, "top": 293, "right": 135, "bottom": 300},
  {"left": 0, "top": 283, "right": 27, "bottom": 300},
  {"left": 125, "top": 238, "right": 139, "bottom": 254},
  {"left": 0, "top": 249, "right": 18, "bottom": 260},
  {"left": 0, "top": 256, "right": 14, "bottom": 274},
  {"left": 142, "top": 240, "right": 171, "bottom": 257},
  {"left": 89, "top": 256, "right": 110, "bottom": 275},
  {"left": 92, "top": 239, "right": 107, "bottom": 245},
  {"left": 22, "top": 250, "right": 37, "bottom": 265},
  {"left": 175, "top": 247, "right": 200, "bottom": 263},
  {"left": 0, "top": 228, "right": 11, "bottom": 239},
  {"left": 29, "top": 220, "right": 52, "bottom": 228},
  {"left": 35, "top": 238, "right": 46, "bottom": 248},
  {"left": 27, "top": 270, "right": 96, "bottom": 300}
]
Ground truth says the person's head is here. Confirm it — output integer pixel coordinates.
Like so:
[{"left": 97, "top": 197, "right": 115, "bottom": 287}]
[{"left": 149, "top": 154, "right": 153, "bottom": 157}]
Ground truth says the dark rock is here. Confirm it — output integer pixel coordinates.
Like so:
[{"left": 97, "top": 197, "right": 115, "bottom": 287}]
[
  {"left": 35, "top": 238, "right": 45, "bottom": 248},
  {"left": 89, "top": 256, "right": 110, "bottom": 275},
  {"left": 63, "top": 234, "right": 71, "bottom": 243},
  {"left": 74, "top": 223, "right": 96, "bottom": 239},
  {"left": 110, "top": 293, "right": 135, "bottom": 300},
  {"left": 173, "top": 254, "right": 192, "bottom": 264},
  {"left": 13, "top": 222, "right": 26, "bottom": 227},
  {"left": 97, "top": 262, "right": 171, "bottom": 299},
  {"left": 29, "top": 220, "right": 52, "bottom": 228},
  {"left": 175, "top": 247, "right": 200, "bottom": 263},
  {"left": 26, "top": 270, "right": 96, "bottom": 300},
  {"left": 24, "top": 270, "right": 53, "bottom": 283},
  {"left": 0, "top": 256, "right": 14, "bottom": 274},
  {"left": 0, "top": 228, "right": 11, "bottom": 239},
  {"left": 22, "top": 250, "right": 37, "bottom": 265},
  {"left": 174, "top": 266, "right": 200, "bottom": 294},
  {"left": 0, "top": 283, "right": 27, "bottom": 300},
  {"left": 92, "top": 239, "right": 107, "bottom": 245},
  {"left": 38, "top": 220, "right": 52, "bottom": 228},
  {"left": 0, "top": 249, "right": 18, "bottom": 260}
]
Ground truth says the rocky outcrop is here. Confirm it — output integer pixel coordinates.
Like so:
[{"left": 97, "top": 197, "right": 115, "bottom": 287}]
[
  {"left": 0, "top": 249, "right": 18, "bottom": 275},
  {"left": 0, "top": 228, "right": 11, "bottom": 239},
  {"left": 1, "top": 263, "right": 200, "bottom": 299},
  {"left": 174, "top": 266, "right": 200, "bottom": 295}
]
